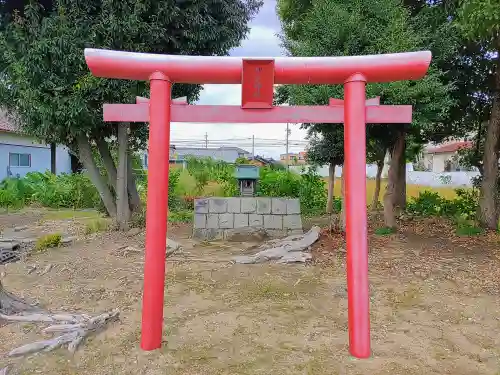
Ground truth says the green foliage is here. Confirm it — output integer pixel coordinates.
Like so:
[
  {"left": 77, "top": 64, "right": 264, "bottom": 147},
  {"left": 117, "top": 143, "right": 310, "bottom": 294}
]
[
  {"left": 185, "top": 156, "right": 213, "bottom": 195},
  {"left": 167, "top": 169, "right": 182, "bottom": 211},
  {"left": 457, "top": 0, "right": 500, "bottom": 43},
  {"left": 256, "top": 167, "right": 327, "bottom": 215},
  {"left": 374, "top": 227, "right": 396, "bottom": 236},
  {"left": 0, "top": 172, "right": 101, "bottom": 209},
  {"left": 235, "top": 156, "right": 250, "bottom": 164},
  {"left": 0, "top": 0, "right": 262, "bottom": 150},
  {"left": 168, "top": 210, "right": 193, "bottom": 224},
  {"left": 257, "top": 167, "right": 301, "bottom": 197},
  {"left": 84, "top": 218, "right": 111, "bottom": 234},
  {"left": 406, "top": 188, "right": 480, "bottom": 221},
  {"left": 277, "top": 0, "right": 455, "bottom": 170},
  {"left": 185, "top": 156, "right": 238, "bottom": 197},
  {"left": 452, "top": 188, "right": 480, "bottom": 221},
  {"left": 131, "top": 206, "right": 192, "bottom": 227},
  {"left": 35, "top": 233, "right": 62, "bottom": 252},
  {"left": 455, "top": 220, "right": 484, "bottom": 236}
]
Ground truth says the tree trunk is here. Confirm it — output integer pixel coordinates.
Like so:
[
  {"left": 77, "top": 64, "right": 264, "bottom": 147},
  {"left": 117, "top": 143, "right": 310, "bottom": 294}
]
[
  {"left": 394, "top": 130, "right": 407, "bottom": 211},
  {"left": 50, "top": 143, "right": 56, "bottom": 174},
  {"left": 479, "top": 53, "right": 500, "bottom": 229},
  {"left": 116, "top": 123, "right": 130, "bottom": 230},
  {"left": 371, "top": 159, "right": 384, "bottom": 211},
  {"left": 383, "top": 134, "right": 405, "bottom": 228},
  {"left": 76, "top": 134, "right": 117, "bottom": 217},
  {"left": 96, "top": 138, "right": 117, "bottom": 191},
  {"left": 326, "top": 163, "right": 336, "bottom": 213},
  {"left": 126, "top": 152, "right": 142, "bottom": 212}
]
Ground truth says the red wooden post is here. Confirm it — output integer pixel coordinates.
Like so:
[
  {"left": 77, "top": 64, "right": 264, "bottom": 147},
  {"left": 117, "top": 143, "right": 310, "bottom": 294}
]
[
  {"left": 140, "top": 72, "right": 171, "bottom": 350},
  {"left": 344, "top": 74, "right": 370, "bottom": 358}
]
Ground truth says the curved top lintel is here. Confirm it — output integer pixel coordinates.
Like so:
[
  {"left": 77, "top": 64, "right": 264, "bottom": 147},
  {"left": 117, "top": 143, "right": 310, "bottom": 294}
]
[{"left": 85, "top": 48, "right": 431, "bottom": 85}]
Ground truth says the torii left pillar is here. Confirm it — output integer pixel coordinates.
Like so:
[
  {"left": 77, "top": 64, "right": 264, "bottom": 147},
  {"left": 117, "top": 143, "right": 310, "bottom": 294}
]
[{"left": 141, "top": 72, "right": 172, "bottom": 348}]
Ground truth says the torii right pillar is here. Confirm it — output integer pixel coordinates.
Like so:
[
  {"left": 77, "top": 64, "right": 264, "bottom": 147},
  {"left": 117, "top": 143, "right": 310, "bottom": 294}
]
[{"left": 344, "top": 74, "right": 370, "bottom": 358}]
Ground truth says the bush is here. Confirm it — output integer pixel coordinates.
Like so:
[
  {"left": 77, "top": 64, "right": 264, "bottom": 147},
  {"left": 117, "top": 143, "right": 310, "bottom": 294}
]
[
  {"left": 167, "top": 169, "right": 182, "bottom": 210},
  {"left": 453, "top": 188, "right": 479, "bottom": 221},
  {"left": 256, "top": 167, "right": 326, "bottom": 215},
  {"left": 406, "top": 188, "right": 479, "bottom": 221},
  {"left": 84, "top": 218, "right": 111, "bottom": 234},
  {"left": 406, "top": 191, "right": 446, "bottom": 217},
  {"left": 169, "top": 210, "right": 193, "bottom": 224},
  {"left": 456, "top": 220, "right": 483, "bottom": 236},
  {"left": 35, "top": 233, "right": 62, "bottom": 252},
  {"left": 374, "top": 227, "right": 396, "bottom": 236},
  {"left": 0, "top": 172, "right": 101, "bottom": 210}
]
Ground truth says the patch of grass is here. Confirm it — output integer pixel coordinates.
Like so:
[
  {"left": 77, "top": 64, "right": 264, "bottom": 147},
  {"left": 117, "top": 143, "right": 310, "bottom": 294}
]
[
  {"left": 239, "top": 276, "right": 322, "bottom": 303},
  {"left": 43, "top": 209, "right": 101, "bottom": 221},
  {"left": 293, "top": 349, "right": 339, "bottom": 375},
  {"left": 175, "top": 169, "right": 223, "bottom": 196},
  {"left": 168, "top": 210, "right": 193, "bottom": 224},
  {"left": 456, "top": 223, "right": 483, "bottom": 236},
  {"left": 324, "top": 178, "right": 460, "bottom": 202},
  {"left": 84, "top": 218, "right": 111, "bottom": 234},
  {"left": 167, "top": 269, "right": 216, "bottom": 294},
  {"left": 374, "top": 226, "right": 396, "bottom": 235},
  {"left": 34, "top": 233, "right": 62, "bottom": 252},
  {"left": 169, "top": 341, "right": 219, "bottom": 365},
  {"left": 386, "top": 285, "right": 422, "bottom": 309}
]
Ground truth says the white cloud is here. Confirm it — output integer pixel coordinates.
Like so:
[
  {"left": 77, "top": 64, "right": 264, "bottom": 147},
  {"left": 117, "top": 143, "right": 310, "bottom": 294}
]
[{"left": 230, "top": 26, "right": 283, "bottom": 57}]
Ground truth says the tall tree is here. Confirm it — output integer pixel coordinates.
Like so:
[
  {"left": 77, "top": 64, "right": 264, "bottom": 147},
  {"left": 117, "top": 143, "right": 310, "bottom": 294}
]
[
  {"left": 0, "top": 0, "right": 262, "bottom": 222},
  {"left": 456, "top": 0, "right": 500, "bottom": 229},
  {"left": 277, "top": 0, "right": 454, "bottom": 228}
]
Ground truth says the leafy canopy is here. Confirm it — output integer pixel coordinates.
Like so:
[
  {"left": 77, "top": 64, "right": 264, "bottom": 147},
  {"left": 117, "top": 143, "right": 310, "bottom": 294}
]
[
  {"left": 277, "top": 0, "right": 454, "bottom": 166},
  {"left": 0, "top": 0, "right": 262, "bottom": 148}
]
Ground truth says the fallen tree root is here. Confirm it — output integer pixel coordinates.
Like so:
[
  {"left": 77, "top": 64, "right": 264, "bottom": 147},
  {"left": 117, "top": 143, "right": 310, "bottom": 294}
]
[
  {"left": 232, "top": 226, "right": 321, "bottom": 264},
  {"left": 0, "top": 281, "right": 44, "bottom": 318},
  {"left": 1, "top": 281, "right": 119, "bottom": 361},
  {"left": 4, "top": 309, "right": 120, "bottom": 357}
]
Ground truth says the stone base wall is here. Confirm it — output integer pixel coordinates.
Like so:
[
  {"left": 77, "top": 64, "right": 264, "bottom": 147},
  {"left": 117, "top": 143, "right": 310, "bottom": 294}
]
[{"left": 193, "top": 197, "right": 303, "bottom": 241}]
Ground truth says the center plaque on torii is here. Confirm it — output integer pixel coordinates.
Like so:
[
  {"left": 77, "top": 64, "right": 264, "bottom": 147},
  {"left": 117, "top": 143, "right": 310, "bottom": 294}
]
[{"left": 85, "top": 48, "right": 432, "bottom": 359}]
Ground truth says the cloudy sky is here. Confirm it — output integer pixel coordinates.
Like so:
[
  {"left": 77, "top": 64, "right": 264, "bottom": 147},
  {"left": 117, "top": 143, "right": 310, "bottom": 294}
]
[{"left": 169, "top": 1, "right": 308, "bottom": 159}]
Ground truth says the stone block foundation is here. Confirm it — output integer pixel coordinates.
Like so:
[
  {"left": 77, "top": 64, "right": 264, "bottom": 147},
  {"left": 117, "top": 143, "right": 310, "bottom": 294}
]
[{"left": 193, "top": 197, "right": 303, "bottom": 241}]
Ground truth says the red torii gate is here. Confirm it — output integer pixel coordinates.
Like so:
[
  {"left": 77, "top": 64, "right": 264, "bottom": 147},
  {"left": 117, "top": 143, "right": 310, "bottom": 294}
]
[{"left": 85, "top": 48, "right": 431, "bottom": 359}]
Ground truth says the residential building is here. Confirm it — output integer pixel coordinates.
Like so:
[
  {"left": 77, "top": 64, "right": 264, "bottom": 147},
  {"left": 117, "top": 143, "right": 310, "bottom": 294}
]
[
  {"left": 248, "top": 155, "right": 279, "bottom": 167},
  {"left": 421, "top": 141, "right": 473, "bottom": 172},
  {"left": 279, "top": 151, "right": 307, "bottom": 165},
  {"left": 0, "top": 109, "right": 72, "bottom": 180},
  {"left": 141, "top": 146, "right": 251, "bottom": 169}
]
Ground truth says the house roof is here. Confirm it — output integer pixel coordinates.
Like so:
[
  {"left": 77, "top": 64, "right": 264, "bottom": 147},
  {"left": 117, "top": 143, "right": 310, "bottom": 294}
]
[
  {"left": 0, "top": 108, "right": 19, "bottom": 133},
  {"left": 251, "top": 155, "right": 281, "bottom": 165},
  {"left": 171, "top": 146, "right": 249, "bottom": 154},
  {"left": 169, "top": 146, "right": 251, "bottom": 163},
  {"left": 426, "top": 141, "right": 473, "bottom": 154}
]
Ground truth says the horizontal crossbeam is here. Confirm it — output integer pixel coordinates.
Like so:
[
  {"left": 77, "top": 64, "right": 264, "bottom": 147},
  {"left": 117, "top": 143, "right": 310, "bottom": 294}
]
[
  {"left": 85, "top": 48, "right": 431, "bottom": 84},
  {"left": 103, "top": 103, "right": 412, "bottom": 124}
]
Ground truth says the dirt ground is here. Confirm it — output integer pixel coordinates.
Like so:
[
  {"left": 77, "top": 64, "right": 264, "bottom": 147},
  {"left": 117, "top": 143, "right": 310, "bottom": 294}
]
[{"left": 1, "top": 210, "right": 500, "bottom": 375}]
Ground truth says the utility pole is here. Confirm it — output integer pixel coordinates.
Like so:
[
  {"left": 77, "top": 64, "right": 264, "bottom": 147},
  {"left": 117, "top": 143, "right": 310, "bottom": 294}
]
[
  {"left": 285, "top": 123, "right": 290, "bottom": 169},
  {"left": 252, "top": 135, "right": 255, "bottom": 158},
  {"left": 204, "top": 132, "right": 208, "bottom": 148}
]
